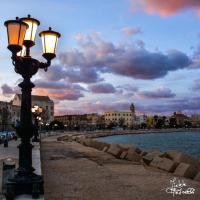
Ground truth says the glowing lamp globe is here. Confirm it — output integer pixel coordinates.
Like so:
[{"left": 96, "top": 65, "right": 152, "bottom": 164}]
[
  {"left": 20, "top": 14, "right": 40, "bottom": 48},
  {"left": 4, "top": 17, "right": 29, "bottom": 54},
  {"left": 39, "top": 27, "right": 61, "bottom": 61}
]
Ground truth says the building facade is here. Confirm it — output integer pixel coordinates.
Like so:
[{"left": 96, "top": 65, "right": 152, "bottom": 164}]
[
  {"left": 54, "top": 113, "right": 104, "bottom": 130},
  {"left": 190, "top": 115, "right": 200, "bottom": 127},
  {"left": 0, "top": 101, "right": 13, "bottom": 131},
  {"left": 104, "top": 111, "right": 134, "bottom": 127},
  {"left": 12, "top": 94, "right": 54, "bottom": 123},
  {"left": 104, "top": 104, "right": 136, "bottom": 128}
]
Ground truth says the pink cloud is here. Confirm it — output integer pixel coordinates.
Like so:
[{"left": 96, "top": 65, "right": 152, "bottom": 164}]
[
  {"left": 132, "top": 0, "right": 200, "bottom": 17},
  {"left": 122, "top": 27, "right": 142, "bottom": 37}
]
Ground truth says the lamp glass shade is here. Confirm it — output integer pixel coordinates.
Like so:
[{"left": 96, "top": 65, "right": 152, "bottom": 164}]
[
  {"left": 20, "top": 15, "right": 40, "bottom": 48},
  {"left": 39, "top": 28, "right": 61, "bottom": 60},
  {"left": 17, "top": 45, "right": 26, "bottom": 57},
  {"left": 4, "top": 19, "right": 28, "bottom": 53}
]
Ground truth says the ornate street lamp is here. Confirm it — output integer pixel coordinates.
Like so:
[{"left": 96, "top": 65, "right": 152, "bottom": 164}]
[{"left": 4, "top": 15, "right": 61, "bottom": 199}]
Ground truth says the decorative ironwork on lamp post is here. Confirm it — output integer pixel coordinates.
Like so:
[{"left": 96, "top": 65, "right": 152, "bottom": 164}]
[
  {"left": 4, "top": 15, "right": 61, "bottom": 199},
  {"left": 31, "top": 105, "right": 43, "bottom": 142}
]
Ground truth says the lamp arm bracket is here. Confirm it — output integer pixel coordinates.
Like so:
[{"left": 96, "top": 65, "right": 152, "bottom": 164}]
[
  {"left": 39, "top": 60, "right": 51, "bottom": 72},
  {"left": 11, "top": 54, "right": 23, "bottom": 67}
]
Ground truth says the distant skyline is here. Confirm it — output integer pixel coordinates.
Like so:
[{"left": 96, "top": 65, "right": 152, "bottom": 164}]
[{"left": 1, "top": 0, "right": 200, "bottom": 115}]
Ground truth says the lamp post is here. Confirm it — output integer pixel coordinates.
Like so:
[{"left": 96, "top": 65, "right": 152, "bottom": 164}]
[
  {"left": 4, "top": 15, "right": 60, "bottom": 199},
  {"left": 31, "top": 105, "right": 43, "bottom": 142}
]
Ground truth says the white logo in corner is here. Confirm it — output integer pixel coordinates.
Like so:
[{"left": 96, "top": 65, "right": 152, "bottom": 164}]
[{"left": 164, "top": 177, "right": 195, "bottom": 197}]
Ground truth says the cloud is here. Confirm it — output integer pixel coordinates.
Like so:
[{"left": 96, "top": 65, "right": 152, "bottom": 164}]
[
  {"left": 131, "top": 0, "right": 200, "bottom": 17},
  {"left": 116, "top": 84, "right": 138, "bottom": 98},
  {"left": 109, "top": 49, "right": 191, "bottom": 80},
  {"left": 33, "top": 87, "right": 84, "bottom": 101},
  {"left": 1, "top": 84, "right": 20, "bottom": 97},
  {"left": 55, "top": 34, "right": 192, "bottom": 81},
  {"left": 192, "top": 79, "right": 200, "bottom": 90},
  {"left": 33, "top": 80, "right": 85, "bottom": 101},
  {"left": 39, "top": 65, "right": 67, "bottom": 82},
  {"left": 55, "top": 101, "right": 131, "bottom": 115},
  {"left": 122, "top": 27, "right": 142, "bottom": 37},
  {"left": 147, "top": 97, "right": 200, "bottom": 114},
  {"left": 39, "top": 64, "right": 103, "bottom": 84},
  {"left": 137, "top": 87, "right": 176, "bottom": 99},
  {"left": 54, "top": 95, "right": 200, "bottom": 115},
  {"left": 89, "top": 83, "right": 116, "bottom": 94}
]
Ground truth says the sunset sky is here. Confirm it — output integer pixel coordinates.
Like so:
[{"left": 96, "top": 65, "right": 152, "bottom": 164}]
[{"left": 1, "top": 0, "right": 200, "bottom": 115}]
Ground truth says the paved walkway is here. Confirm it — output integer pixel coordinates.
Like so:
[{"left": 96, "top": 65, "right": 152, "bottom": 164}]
[
  {"left": 0, "top": 140, "right": 43, "bottom": 199},
  {"left": 41, "top": 139, "right": 200, "bottom": 200}
]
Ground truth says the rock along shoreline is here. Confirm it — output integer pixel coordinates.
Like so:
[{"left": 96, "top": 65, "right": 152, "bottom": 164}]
[{"left": 57, "top": 128, "right": 200, "bottom": 183}]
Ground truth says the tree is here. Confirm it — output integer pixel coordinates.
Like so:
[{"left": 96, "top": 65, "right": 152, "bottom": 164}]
[
  {"left": 155, "top": 118, "right": 164, "bottom": 129},
  {"left": 140, "top": 122, "right": 147, "bottom": 129},
  {"left": 49, "top": 120, "right": 64, "bottom": 130},
  {"left": 184, "top": 120, "right": 192, "bottom": 128},
  {"left": 118, "top": 118, "right": 125, "bottom": 127},
  {"left": 169, "top": 117, "right": 177, "bottom": 128},
  {"left": 107, "top": 121, "right": 116, "bottom": 129},
  {"left": 146, "top": 117, "right": 154, "bottom": 129},
  {"left": 153, "top": 115, "right": 158, "bottom": 124}
]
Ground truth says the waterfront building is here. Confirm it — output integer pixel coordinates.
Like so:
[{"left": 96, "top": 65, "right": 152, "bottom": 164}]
[
  {"left": 173, "top": 112, "right": 189, "bottom": 127},
  {"left": 12, "top": 94, "right": 54, "bottom": 123},
  {"left": 104, "top": 111, "right": 134, "bottom": 127},
  {"left": 104, "top": 103, "right": 136, "bottom": 128},
  {"left": 135, "top": 115, "right": 148, "bottom": 127},
  {"left": 54, "top": 113, "right": 104, "bottom": 130},
  {"left": 191, "top": 115, "right": 200, "bottom": 127}
]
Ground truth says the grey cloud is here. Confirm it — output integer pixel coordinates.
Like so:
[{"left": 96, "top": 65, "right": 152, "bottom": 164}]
[
  {"left": 192, "top": 79, "right": 200, "bottom": 90},
  {"left": 89, "top": 83, "right": 116, "bottom": 94},
  {"left": 1, "top": 84, "right": 20, "bottom": 97},
  {"left": 56, "top": 35, "right": 192, "bottom": 81},
  {"left": 137, "top": 88, "right": 176, "bottom": 99}
]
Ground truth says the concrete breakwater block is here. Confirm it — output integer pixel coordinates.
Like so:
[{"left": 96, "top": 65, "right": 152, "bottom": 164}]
[
  {"left": 174, "top": 162, "right": 198, "bottom": 179},
  {"left": 107, "top": 144, "right": 123, "bottom": 158},
  {"left": 166, "top": 151, "right": 200, "bottom": 169},
  {"left": 120, "top": 151, "right": 128, "bottom": 159},
  {"left": 157, "top": 158, "right": 178, "bottom": 172},
  {"left": 125, "top": 148, "right": 141, "bottom": 162},
  {"left": 142, "top": 151, "right": 167, "bottom": 165},
  {"left": 150, "top": 156, "right": 163, "bottom": 168},
  {"left": 102, "top": 146, "right": 109, "bottom": 152},
  {"left": 140, "top": 151, "right": 147, "bottom": 157},
  {"left": 193, "top": 171, "right": 200, "bottom": 182},
  {"left": 83, "top": 139, "right": 109, "bottom": 151},
  {"left": 57, "top": 135, "right": 69, "bottom": 141},
  {"left": 118, "top": 144, "right": 141, "bottom": 154},
  {"left": 150, "top": 157, "right": 178, "bottom": 172}
]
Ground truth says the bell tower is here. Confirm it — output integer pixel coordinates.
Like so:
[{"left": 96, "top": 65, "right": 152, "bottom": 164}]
[{"left": 130, "top": 103, "right": 136, "bottom": 126}]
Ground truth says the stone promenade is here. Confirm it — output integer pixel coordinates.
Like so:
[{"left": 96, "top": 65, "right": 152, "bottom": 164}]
[
  {"left": 41, "top": 137, "right": 200, "bottom": 200},
  {"left": 0, "top": 140, "right": 43, "bottom": 200}
]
